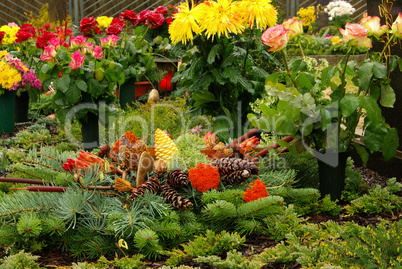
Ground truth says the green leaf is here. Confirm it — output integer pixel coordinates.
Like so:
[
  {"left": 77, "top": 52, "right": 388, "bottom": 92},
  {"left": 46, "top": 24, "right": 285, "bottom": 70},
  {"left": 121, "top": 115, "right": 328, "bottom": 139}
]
[
  {"left": 250, "top": 66, "right": 269, "bottom": 80},
  {"left": 382, "top": 128, "right": 399, "bottom": 161},
  {"left": 357, "top": 61, "right": 373, "bottom": 91},
  {"left": 57, "top": 50, "right": 70, "bottom": 62},
  {"left": 207, "top": 44, "right": 220, "bottom": 64},
  {"left": 88, "top": 78, "right": 103, "bottom": 98},
  {"left": 41, "top": 62, "right": 55, "bottom": 74},
  {"left": 191, "top": 90, "right": 217, "bottom": 107},
  {"left": 372, "top": 62, "right": 387, "bottom": 79},
  {"left": 380, "top": 84, "right": 395, "bottom": 108},
  {"left": 65, "top": 84, "right": 81, "bottom": 105},
  {"left": 295, "top": 72, "right": 313, "bottom": 90},
  {"left": 321, "top": 66, "right": 336, "bottom": 86},
  {"left": 389, "top": 56, "right": 398, "bottom": 72},
  {"left": 364, "top": 123, "right": 387, "bottom": 153},
  {"left": 259, "top": 103, "right": 276, "bottom": 116},
  {"left": 346, "top": 60, "right": 357, "bottom": 75},
  {"left": 321, "top": 108, "right": 332, "bottom": 130},
  {"left": 221, "top": 105, "right": 231, "bottom": 118},
  {"left": 276, "top": 140, "right": 289, "bottom": 148},
  {"left": 369, "top": 85, "right": 380, "bottom": 101},
  {"left": 363, "top": 96, "right": 382, "bottom": 125},
  {"left": 104, "top": 68, "right": 119, "bottom": 82},
  {"left": 340, "top": 94, "right": 359, "bottom": 117},
  {"left": 265, "top": 73, "right": 279, "bottom": 84},
  {"left": 75, "top": 79, "right": 87, "bottom": 92},
  {"left": 55, "top": 75, "right": 70, "bottom": 93},
  {"left": 353, "top": 143, "right": 369, "bottom": 166}
]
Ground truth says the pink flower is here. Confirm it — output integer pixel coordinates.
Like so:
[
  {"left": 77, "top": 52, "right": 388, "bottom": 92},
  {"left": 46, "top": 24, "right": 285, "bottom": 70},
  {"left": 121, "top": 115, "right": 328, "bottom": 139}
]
[
  {"left": 100, "top": 35, "right": 120, "bottom": 46},
  {"left": 360, "top": 14, "right": 388, "bottom": 39},
  {"left": 261, "top": 25, "right": 289, "bottom": 52},
  {"left": 70, "top": 35, "right": 87, "bottom": 47},
  {"left": 339, "top": 23, "right": 372, "bottom": 48},
  {"left": 40, "top": 45, "right": 57, "bottom": 61},
  {"left": 8, "top": 22, "right": 18, "bottom": 27},
  {"left": 392, "top": 12, "right": 402, "bottom": 39},
  {"left": 69, "top": 51, "right": 85, "bottom": 70},
  {"left": 282, "top": 18, "right": 303, "bottom": 40},
  {"left": 48, "top": 37, "right": 63, "bottom": 47},
  {"left": 92, "top": 45, "right": 103, "bottom": 59}
]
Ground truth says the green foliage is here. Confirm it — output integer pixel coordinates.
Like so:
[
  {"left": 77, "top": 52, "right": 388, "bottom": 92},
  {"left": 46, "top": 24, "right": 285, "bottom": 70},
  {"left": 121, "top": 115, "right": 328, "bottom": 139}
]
[
  {"left": 134, "top": 228, "right": 163, "bottom": 259},
  {"left": 163, "top": 230, "right": 245, "bottom": 267},
  {"left": 17, "top": 213, "right": 42, "bottom": 238},
  {"left": 110, "top": 254, "right": 145, "bottom": 269},
  {"left": 0, "top": 250, "right": 42, "bottom": 269},
  {"left": 345, "top": 178, "right": 402, "bottom": 215},
  {"left": 169, "top": 134, "right": 209, "bottom": 171},
  {"left": 195, "top": 249, "right": 265, "bottom": 269}
]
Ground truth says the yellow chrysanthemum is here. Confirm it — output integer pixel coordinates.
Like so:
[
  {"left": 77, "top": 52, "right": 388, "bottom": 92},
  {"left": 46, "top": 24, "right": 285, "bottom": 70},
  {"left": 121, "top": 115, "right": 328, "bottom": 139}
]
[
  {"left": 0, "top": 25, "right": 20, "bottom": 45},
  {"left": 0, "top": 50, "right": 7, "bottom": 59},
  {"left": 96, "top": 16, "right": 113, "bottom": 29},
  {"left": 236, "top": 0, "right": 278, "bottom": 29},
  {"left": 169, "top": 1, "right": 201, "bottom": 44},
  {"left": 0, "top": 64, "right": 21, "bottom": 89},
  {"left": 297, "top": 6, "right": 316, "bottom": 28},
  {"left": 195, "top": 0, "right": 245, "bottom": 39}
]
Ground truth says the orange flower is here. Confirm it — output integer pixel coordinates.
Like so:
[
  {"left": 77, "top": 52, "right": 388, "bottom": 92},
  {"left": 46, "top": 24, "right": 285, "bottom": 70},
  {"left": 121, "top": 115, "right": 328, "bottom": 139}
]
[
  {"left": 243, "top": 179, "right": 268, "bottom": 202},
  {"left": 240, "top": 136, "right": 259, "bottom": 153},
  {"left": 188, "top": 163, "right": 220, "bottom": 193},
  {"left": 113, "top": 131, "right": 138, "bottom": 153}
]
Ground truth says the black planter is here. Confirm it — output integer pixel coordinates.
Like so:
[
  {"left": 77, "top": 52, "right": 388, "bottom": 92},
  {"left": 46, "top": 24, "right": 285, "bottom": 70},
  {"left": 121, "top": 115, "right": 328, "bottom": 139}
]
[
  {"left": 119, "top": 77, "right": 136, "bottom": 110},
  {"left": 14, "top": 91, "right": 29, "bottom": 123},
  {"left": 79, "top": 111, "right": 99, "bottom": 151},
  {"left": 314, "top": 150, "right": 351, "bottom": 201}
]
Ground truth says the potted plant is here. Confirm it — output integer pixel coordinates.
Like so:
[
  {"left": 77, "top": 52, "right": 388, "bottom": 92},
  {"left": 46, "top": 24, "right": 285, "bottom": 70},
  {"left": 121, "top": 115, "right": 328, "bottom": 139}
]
[
  {"left": 38, "top": 35, "right": 124, "bottom": 150},
  {"left": 248, "top": 15, "right": 401, "bottom": 200},
  {"left": 0, "top": 50, "right": 42, "bottom": 133}
]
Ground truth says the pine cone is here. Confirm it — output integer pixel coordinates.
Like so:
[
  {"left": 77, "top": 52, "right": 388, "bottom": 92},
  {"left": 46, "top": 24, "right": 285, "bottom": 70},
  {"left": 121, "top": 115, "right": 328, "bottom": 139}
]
[
  {"left": 129, "top": 177, "right": 161, "bottom": 201},
  {"left": 211, "top": 157, "right": 240, "bottom": 175},
  {"left": 166, "top": 169, "right": 189, "bottom": 187},
  {"left": 161, "top": 184, "right": 193, "bottom": 210},
  {"left": 153, "top": 160, "right": 167, "bottom": 176},
  {"left": 222, "top": 169, "right": 251, "bottom": 185},
  {"left": 132, "top": 140, "right": 147, "bottom": 155},
  {"left": 212, "top": 157, "right": 259, "bottom": 175},
  {"left": 154, "top": 128, "right": 179, "bottom": 163}
]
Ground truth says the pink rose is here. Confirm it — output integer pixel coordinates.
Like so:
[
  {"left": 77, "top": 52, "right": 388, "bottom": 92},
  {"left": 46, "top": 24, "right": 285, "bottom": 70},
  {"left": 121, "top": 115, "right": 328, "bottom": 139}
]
[
  {"left": 92, "top": 45, "right": 103, "bottom": 59},
  {"left": 261, "top": 25, "right": 289, "bottom": 52},
  {"left": 69, "top": 51, "right": 85, "bottom": 70},
  {"left": 282, "top": 18, "right": 303, "bottom": 40},
  {"left": 360, "top": 14, "right": 388, "bottom": 39},
  {"left": 70, "top": 35, "right": 87, "bottom": 47},
  {"left": 392, "top": 12, "right": 402, "bottom": 39},
  {"left": 339, "top": 23, "right": 372, "bottom": 48},
  {"left": 100, "top": 35, "right": 120, "bottom": 46},
  {"left": 40, "top": 45, "right": 57, "bottom": 61}
]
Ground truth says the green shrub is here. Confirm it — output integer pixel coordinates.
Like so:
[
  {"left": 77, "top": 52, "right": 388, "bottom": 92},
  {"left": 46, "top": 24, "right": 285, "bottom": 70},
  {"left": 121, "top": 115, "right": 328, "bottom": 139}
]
[{"left": 0, "top": 250, "right": 42, "bottom": 269}]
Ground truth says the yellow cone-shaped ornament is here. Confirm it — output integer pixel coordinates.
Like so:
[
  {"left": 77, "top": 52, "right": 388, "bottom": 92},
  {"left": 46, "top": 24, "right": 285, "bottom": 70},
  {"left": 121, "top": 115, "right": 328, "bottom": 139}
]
[{"left": 154, "top": 129, "right": 179, "bottom": 163}]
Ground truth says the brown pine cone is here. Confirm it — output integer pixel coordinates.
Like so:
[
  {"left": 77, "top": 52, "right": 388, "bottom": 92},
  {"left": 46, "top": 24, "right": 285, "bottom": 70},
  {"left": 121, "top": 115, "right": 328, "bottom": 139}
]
[
  {"left": 161, "top": 184, "right": 193, "bottom": 210},
  {"left": 153, "top": 160, "right": 167, "bottom": 176},
  {"left": 221, "top": 169, "right": 251, "bottom": 185},
  {"left": 166, "top": 169, "right": 189, "bottom": 187},
  {"left": 132, "top": 140, "right": 147, "bottom": 155},
  {"left": 129, "top": 177, "right": 161, "bottom": 201}
]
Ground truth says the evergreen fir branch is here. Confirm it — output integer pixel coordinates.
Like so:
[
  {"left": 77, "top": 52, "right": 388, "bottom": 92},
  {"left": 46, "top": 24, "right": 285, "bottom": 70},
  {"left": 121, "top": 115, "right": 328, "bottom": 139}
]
[
  {"left": 132, "top": 191, "right": 170, "bottom": 219},
  {"left": 201, "top": 189, "right": 245, "bottom": 206},
  {"left": 17, "top": 213, "right": 42, "bottom": 238},
  {"left": 202, "top": 200, "right": 237, "bottom": 221},
  {"left": 0, "top": 191, "right": 59, "bottom": 219},
  {"left": 236, "top": 196, "right": 284, "bottom": 220},
  {"left": 258, "top": 169, "right": 297, "bottom": 187},
  {"left": 178, "top": 210, "right": 197, "bottom": 227},
  {"left": 235, "top": 219, "right": 266, "bottom": 236},
  {"left": 41, "top": 214, "right": 66, "bottom": 236},
  {"left": 0, "top": 224, "right": 18, "bottom": 249},
  {"left": 134, "top": 228, "right": 163, "bottom": 259},
  {"left": 152, "top": 220, "right": 181, "bottom": 240},
  {"left": 195, "top": 249, "right": 265, "bottom": 269}
]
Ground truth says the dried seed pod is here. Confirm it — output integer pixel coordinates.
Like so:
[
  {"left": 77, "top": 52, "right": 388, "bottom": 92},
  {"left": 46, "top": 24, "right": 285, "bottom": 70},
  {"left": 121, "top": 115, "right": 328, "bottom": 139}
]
[
  {"left": 154, "top": 128, "right": 179, "bottom": 163},
  {"left": 161, "top": 184, "right": 193, "bottom": 210},
  {"left": 113, "top": 177, "right": 136, "bottom": 192},
  {"left": 136, "top": 151, "right": 154, "bottom": 187},
  {"left": 153, "top": 160, "right": 167, "bottom": 176}
]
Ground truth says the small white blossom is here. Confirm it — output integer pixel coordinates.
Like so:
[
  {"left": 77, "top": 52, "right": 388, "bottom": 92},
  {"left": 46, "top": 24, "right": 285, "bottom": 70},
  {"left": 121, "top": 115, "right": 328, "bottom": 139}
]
[{"left": 324, "top": 0, "right": 355, "bottom": 19}]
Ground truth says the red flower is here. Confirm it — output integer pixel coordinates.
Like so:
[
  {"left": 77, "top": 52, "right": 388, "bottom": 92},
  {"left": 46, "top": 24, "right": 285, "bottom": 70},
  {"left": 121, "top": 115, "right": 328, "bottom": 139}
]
[
  {"left": 243, "top": 179, "right": 269, "bottom": 202},
  {"left": 80, "top": 17, "right": 102, "bottom": 37},
  {"left": 240, "top": 136, "right": 260, "bottom": 153},
  {"left": 166, "top": 17, "right": 174, "bottom": 26},
  {"left": 119, "top": 10, "right": 138, "bottom": 26},
  {"left": 145, "top": 12, "right": 165, "bottom": 29},
  {"left": 159, "top": 70, "right": 173, "bottom": 91},
  {"left": 15, "top": 24, "right": 36, "bottom": 43},
  {"left": 36, "top": 31, "right": 57, "bottom": 50},
  {"left": 0, "top": 31, "right": 5, "bottom": 44},
  {"left": 154, "top": 6, "right": 168, "bottom": 15},
  {"left": 138, "top": 9, "right": 152, "bottom": 24},
  {"left": 188, "top": 163, "right": 220, "bottom": 193},
  {"left": 44, "top": 23, "right": 52, "bottom": 30},
  {"left": 105, "top": 18, "right": 126, "bottom": 35}
]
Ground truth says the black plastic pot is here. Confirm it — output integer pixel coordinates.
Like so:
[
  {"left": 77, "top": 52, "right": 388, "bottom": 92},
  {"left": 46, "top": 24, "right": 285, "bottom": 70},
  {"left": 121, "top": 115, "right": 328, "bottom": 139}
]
[
  {"left": 119, "top": 77, "right": 136, "bottom": 110},
  {"left": 14, "top": 91, "right": 29, "bottom": 123},
  {"left": 314, "top": 150, "right": 351, "bottom": 201},
  {"left": 79, "top": 111, "right": 99, "bottom": 151}
]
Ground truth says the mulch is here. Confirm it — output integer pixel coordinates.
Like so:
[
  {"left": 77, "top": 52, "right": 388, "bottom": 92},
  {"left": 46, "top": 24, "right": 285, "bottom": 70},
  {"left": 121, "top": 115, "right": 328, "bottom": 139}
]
[{"left": 1, "top": 124, "right": 401, "bottom": 269}]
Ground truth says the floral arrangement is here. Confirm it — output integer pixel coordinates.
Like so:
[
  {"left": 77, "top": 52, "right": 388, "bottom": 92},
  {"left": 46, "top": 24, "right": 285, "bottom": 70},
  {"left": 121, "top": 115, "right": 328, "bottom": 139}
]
[
  {"left": 324, "top": 0, "right": 355, "bottom": 28},
  {"left": 250, "top": 12, "right": 402, "bottom": 162},
  {"left": 188, "top": 163, "right": 220, "bottom": 193},
  {"left": 39, "top": 34, "right": 125, "bottom": 123},
  {"left": 0, "top": 50, "right": 42, "bottom": 97},
  {"left": 243, "top": 179, "right": 269, "bottom": 202},
  {"left": 0, "top": 23, "right": 20, "bottom": 45},
  {"left": 296, "top": 6, "right": 316, "bottom": 30}
]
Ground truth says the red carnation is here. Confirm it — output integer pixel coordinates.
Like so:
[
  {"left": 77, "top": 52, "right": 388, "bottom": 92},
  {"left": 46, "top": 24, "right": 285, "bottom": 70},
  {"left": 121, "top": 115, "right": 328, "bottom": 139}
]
[
  {"left": 0, "top": 31, "right": 5, "bottom": 44},
  {"left": 80, "top": 17, "right": 102, "bottom": 37},
  {"left": 20, "top": 24, "right": 36, "bottom": 37},
  {"left": 15, "top": 24, "right": 36, "bottom": 43},
  {"left": 154, "top": 6, "right": 167, "bottom": 15},
  {"left": 36, "top": 31, "right": 57, "bottom": 49},
  {"left": 145, "top": 12, "right": 165, "bottom": 29}
]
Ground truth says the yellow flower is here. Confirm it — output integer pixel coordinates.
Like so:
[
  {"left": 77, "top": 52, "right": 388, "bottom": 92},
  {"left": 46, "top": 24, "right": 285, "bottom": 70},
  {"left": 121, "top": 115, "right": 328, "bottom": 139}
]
[
  {"left": 96, "top": 16, "right": 113, "bottom": 29},
  {"left": 297, "top": 6, "right": 316, "bottom": 28},
  {"left": 331, "top": 36, "right": 341, "bottom": 44},
  {"left": 0, "top": 64, "right": 21, "bottom": 89},
  {"left": 236, "top": 0, "right": 277, "bottom": 29},
  {"left": 0, "top": 50, "right": 7, "bottom": 59},
  {"left": 0, "top": 25, "right": 20, "bottom": 45},
  {"left": 195, "top": 0, "right": 245, "bottom": 39},
  {"left": 169, "top": 1, "right": 201, "bottom": 44}
]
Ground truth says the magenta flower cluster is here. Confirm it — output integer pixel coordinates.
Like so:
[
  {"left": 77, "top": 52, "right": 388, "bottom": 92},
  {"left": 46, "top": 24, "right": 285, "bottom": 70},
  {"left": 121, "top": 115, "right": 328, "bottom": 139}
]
[{"left": 8, "top": 58, "right": 42, "bottom": 91}]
